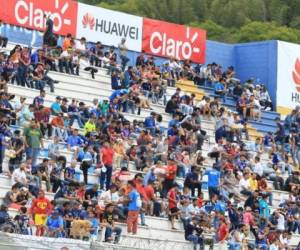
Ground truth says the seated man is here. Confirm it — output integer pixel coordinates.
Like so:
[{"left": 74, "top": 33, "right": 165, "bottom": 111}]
[
  {"left": 46, "top": 210, "right": 64, "bottom": 237},
  {"left": 184, "top": 217, "right": 204, "bottom": 250},
  {"left": 102, "top": 203, "right": 122, "bottom": 243},
  {"left": 67, "top": 129, "right": 82, "bottom": 159},
  {"left": 32, "top": 63, "right": 56, "bottom": 92},
  {"left": 33, "top": 158, "right": 51, "bottom": 192},
  {"left": 214, "top": 78, "right": 226, "bottom": 103},
  {"left": 51, "top": 113, "right": 68, "bottom": 141}
]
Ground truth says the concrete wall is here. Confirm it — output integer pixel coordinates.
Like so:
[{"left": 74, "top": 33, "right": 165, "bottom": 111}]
[{"left": 234, "top": 41, "right": 278, "bottom": 107}]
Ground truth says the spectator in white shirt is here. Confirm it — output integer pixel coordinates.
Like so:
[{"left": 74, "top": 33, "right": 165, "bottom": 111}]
[
  {"left": 239, "top": 172, "right": 251, "bottom": 196},
  {"left": 187, "top": 199, "right": 200, "bottom": 217},
  {"left": 252, "top": 156, "right": 264, "bottom": 177},
  {"left": 11, "top": 164, "right": 27, "bottom": 186},
  {"left": 75, "top": 37, "right": 87, "bottom": 55},
  {"left": 99, "top": 184, "right": 120, "bottom": 206}
]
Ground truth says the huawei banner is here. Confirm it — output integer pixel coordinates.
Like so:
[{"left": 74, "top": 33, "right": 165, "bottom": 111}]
[
  {"left": 142, "top": 18, "right": 206, "bottom": 63},
  {"left": 277, "top": 41, "right": 300, "bottom": 115},
  {"left": 77, "top": 3, "right": 143, "bottom": 52},
  {"left": 0, "top": 0, "right": 78, "bottom": 36}
]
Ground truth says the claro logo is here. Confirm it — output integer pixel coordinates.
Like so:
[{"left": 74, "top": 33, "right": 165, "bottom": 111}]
[
  {"left": 150, "top": 27, "right": 200, "bottom": 60},
  {"left": 143, "top": 19, "right": 206, "bottom": 63},
  {"left": 292, "top": 58, "right": 300, "bottom": 92},
  {"left": 14, "top": 0, "right": 73, "bottom": 33}
]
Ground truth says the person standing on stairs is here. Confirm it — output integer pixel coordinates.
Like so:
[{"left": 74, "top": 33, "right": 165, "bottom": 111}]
[{"left": 126, "top": 180, "right": 141, "bottom": 235}]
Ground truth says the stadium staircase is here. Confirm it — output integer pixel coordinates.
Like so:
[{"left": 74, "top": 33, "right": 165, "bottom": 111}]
[{"left": 0, "top": 42, "right": 298, "bottom": 249}]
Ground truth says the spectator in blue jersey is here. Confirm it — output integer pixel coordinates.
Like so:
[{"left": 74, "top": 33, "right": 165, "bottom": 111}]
[
  {"left": 64, "top": 161, "right": 77, "bottom": 184},
  {"left": 89, "top": 41, "right": 103, "bottom": 67},
  {"left": 214, "top": 78, "right": 227, "bottom": 103},
  {"left": 274, "top": 117, "right": 285, "bottom": 145},
  {"left": 144, "top": 112, "right": 156, "bottom": 135},
  {"left": 109, "top": 89, "right": 129, "bottom": 103},
  {"left": 68, "top": 99, "right": 84, "bottom": 128},
  {"left": 111, "top": 71, "right": 122, "bottom": 90},
  {"left": 204, "top": 165, "right": 220, "bottom": 199},
  {"left": 122, "top": 66, "right": 134, "bottom": 88},
  {"left": 46, "top": 210, "right": 64, "bottom": 237},
  {"left": 127, "top": 180, "right": 141, "bottom": 235},
  {"left": 67, "top": 129, "right": 82, "bottom": 152},
  {"left": 141, "top": 79, "right": 152, "bottom": 98},
  {"left": 87, "top": 210, "right": 99, "bottom": 240},
  {"left": 33, "top": 90, "right": 46, "bottom": 109}
]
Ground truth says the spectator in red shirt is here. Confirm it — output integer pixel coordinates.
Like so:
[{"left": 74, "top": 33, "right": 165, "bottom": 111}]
[
  {"left": 100, "top": 141, "right": 115, "bottom": 190},
  {"left": 51, "top": 113, "right": 67, "bottom": 141},
  {"left": 168, "top": 184, "right": 180, "bottom": 230},
  {"left": 163, "top": 158, "right": 177, "bottom": 197},
  {"left": 217, "top": 216, "right": 229, "bottom": 250}
]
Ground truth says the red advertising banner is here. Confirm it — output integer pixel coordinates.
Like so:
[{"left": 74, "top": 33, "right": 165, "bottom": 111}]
[
  {"left": 142, "top": 18, "right": 206, "bottom": 63},
  {"left": 0, "top": 0, "right": 78, "bottom": 36}
]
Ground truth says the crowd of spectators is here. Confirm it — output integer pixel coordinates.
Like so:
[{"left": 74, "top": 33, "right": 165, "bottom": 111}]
[{"left": 0, "top": 23, "right": 298, "bottom": 250}]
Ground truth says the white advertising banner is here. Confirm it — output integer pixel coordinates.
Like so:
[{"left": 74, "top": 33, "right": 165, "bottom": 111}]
[
  {"left": 76, "top": 3, "right": 143, "bottom": 52},
  {"left": 277, "top": 41, "right": 300, "bottom": 115}
]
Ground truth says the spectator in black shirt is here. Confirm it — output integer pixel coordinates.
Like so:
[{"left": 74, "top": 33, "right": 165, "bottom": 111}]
[
  {"left": 285, "top": 171, "right": 300, "bottom": 192},
  {"left": 34, "top": 158, "right": 51, "bottom": 192},
  {"left": 184, "top": 166, "right": 202, "bottom": 197},
  {"left": 0, "top": 21, "right": 8, "bottom": 48},
  {"left": 102, "top": 203, "right": 122, "bottom": 243},
  {"left": 135, "top": 50, "right": 145, "bottom": 67},
  {"left": 60, "top": 97, "right": 69, "bottom": 113},
  {"left": 184, "top": 217, "right": 204, "bottom": 250},
  {"left": 233, "top": 82, "right": 243, "bottom": 100},
  {"left": 165, "top": 96, "right": 179, "bottom": 114},
  {"left": 244, "top": 190, "right": 259, "bottom": 211},
  {"left": 84, "top": 184, "right": 99, "bottom": 201},
  {"left": 8, "top": 130, "right": 25, "bottom": 173}
]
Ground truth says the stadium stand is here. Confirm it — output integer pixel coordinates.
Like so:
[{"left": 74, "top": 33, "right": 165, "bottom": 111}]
[{"left": 0, "top": 10, "right": 298, "bottom": 250}]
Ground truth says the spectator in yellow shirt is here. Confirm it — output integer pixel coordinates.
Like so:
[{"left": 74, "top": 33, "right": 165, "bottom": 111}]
[
  {"left": 83, "top": 116, "right": 96, "bottom": 136},
  {"left": 248, "top": 172, "right": 258, "bottom": 192}
]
